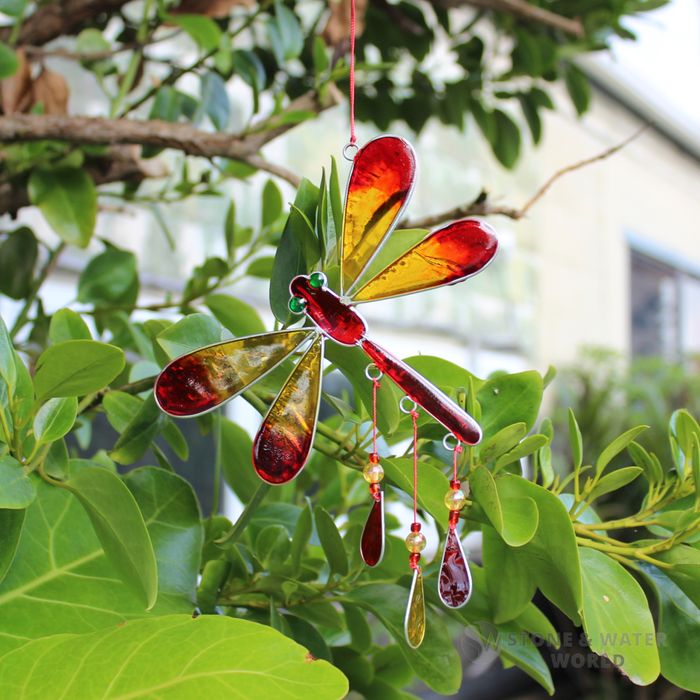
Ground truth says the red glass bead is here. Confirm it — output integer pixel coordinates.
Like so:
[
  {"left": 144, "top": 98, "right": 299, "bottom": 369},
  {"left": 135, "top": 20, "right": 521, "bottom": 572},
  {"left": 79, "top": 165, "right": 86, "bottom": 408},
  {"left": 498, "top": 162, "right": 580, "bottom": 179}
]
[
  {"left": 360, "top": 493, "right": 384, "bottom": 567},
  {"left": 409, "top": 552, "right": 421, "bottom": 569},
  {"left": 449, "top": 510, "right": 460, "bottom": 528},
  {"left": 450, "top": 479, "right": 460, "bottom": 490},
  {"left": 438, "top": 528, "right": 472, "bottom": 608},
  {"left": 289, "top": 276, "right": 366, "bottom": 345},
  {"left": 369, "top": 482, "right": 381, "bottom": 496},
  {"left": 369, "top": 452, "right": 380, "bottom": 464},
  {"left": 361, "top": 338, "right": 481, "bottom": 444},
  {"left": 410, "top": 522, "right": 421, "bottom": 533}
]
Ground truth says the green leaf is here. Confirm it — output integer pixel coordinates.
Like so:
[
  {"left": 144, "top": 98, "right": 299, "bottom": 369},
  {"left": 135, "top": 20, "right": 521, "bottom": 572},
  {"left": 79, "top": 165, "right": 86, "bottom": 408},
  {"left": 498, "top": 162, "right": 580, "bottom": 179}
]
[
  {"left": 157, "top": 313, "right": 223, "bottom": 359},
  {"left": 568, "top": 408, "right": 583, "bottom": 469},
  {"left": 313, "top": 35, "right": 329, "bottom": 75},
  {"left": 290, "top": 499, "right": 312, "bottom": 577},
  {"left": 33, "top": 397, "right": 77, "bottom": 445},
  {"left": 580, "top": 548, "right": 659, "bottom": 685},
  {"left": 0, "top": 42, "right": 18, "bottom": 78},
  {"left": 314, "top": 506, "right": 348, "bottom": 577},
  {"left": 641, "top": 564, "right": 700, "bottom": 692},
  {"left": 344, "top": 604, "right": 372, "bottom": 653},
  {"left": 346, "top": 583, "right": 461, "bottom": 695},
  {"left": 247, "top": 256, "right": 275, "bottom": 278},
  {"left": 478, "top": 371, "right": 543, "bottom": 437},
  {"left": 0, "top": 457, "right": 35, "bottom": 509},
  {"left": 168, "top": 14, "right": 222, "bottom": 52},
  {"left": 28, "top": 168, "right": 97, "bottom": 247},
  {"left": 565, "top": 63, "right": 591, "bottom": 116},
  {"left": 205, "top": 294, "right": 265, "bottom": 338},
  {"left": 588, "top": 466, "right": 642, "bottom": 501},
  {"left": 34, "top": 340, "right": 125, "bottom": 400},
  {"left": 110, "top": 394, "right": 162, "bottom": 464},
  {"left": 269, "top": 1, "right": 304, "bottom": 63},
  {"left": 0, "top": 508, "right": 23, "bottom": 583},
  {"left": 478, "top": 422, "right": 527, "bottom": 463},
  {"left": 0, "top": 315, "right": 16, "bottom": 394},
  {"left": 496, "top": 474, "right": 583, "bottom": 622},
  {"left": 491, "top": 109, "right": 521, "bottom": 168},
  {"left": 65, "top": 468, "right": 158, "bottom": 609},
  {"left": 219, "top": 417, "right": 260, "bottom": 503},
  {"left": 0, "top": 614, "right": 348, "bottom": 698},
  {"left": 262, "top": 178, "right": 283, "bottom": 228},
  {"left": 595, "top": 425, "right": 648, "bottom": 476},
  {"left": 0, "top": 227, "right": 38, "bottom": 299},
  {"left": 651, "top": 545, "right": 700, "bottom": 609},
  {"left": 0, "top": 477, "right": 196, "bottom": 655},
  {"left": 77, "top": 248, "right": 138, "bottom": 306},
  {"left": 494, "top": 434, "right": 548, "bottom": 472},
  {"left": 48, "top": 309, "right": 91, "bottom": 343},
  {"left": 197, "top": 71, "right": 230, "bottom": 130}
]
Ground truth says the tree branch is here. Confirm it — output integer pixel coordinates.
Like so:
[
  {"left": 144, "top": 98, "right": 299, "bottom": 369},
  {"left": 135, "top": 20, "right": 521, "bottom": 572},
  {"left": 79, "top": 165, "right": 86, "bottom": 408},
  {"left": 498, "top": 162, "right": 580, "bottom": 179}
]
[
  {"left": 437, "top": 0, "right": 584, "bottom": 38},
  {"left": 0, "top": 0, "right": 131, "bottom": 46},
  {"left": 402, "top": 126, "right": 646, "bottom": 229}
]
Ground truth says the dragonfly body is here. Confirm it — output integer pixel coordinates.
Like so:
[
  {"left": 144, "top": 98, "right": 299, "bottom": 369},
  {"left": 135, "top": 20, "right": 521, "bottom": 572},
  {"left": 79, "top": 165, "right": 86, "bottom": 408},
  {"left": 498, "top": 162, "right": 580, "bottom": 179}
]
[
  {"left": 155, "top": 134, "right": 497, "bottom": 484},
  {"left": 291, "top": 274, "right": 481, "bottom": 444}
]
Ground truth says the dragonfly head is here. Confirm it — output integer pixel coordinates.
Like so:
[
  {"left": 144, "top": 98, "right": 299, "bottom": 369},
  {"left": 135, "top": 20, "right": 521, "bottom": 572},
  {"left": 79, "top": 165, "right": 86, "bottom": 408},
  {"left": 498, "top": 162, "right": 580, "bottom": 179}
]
[{"left": 289, "top": 273, "right": 367, "bottom": 346}]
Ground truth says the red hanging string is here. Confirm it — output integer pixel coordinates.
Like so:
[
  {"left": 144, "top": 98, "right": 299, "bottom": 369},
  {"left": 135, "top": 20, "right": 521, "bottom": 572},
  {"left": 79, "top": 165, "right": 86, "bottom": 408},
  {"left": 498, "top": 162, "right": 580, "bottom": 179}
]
[
  {"left": 371, "top": 377, "right": 379, "bottom": 454},
  {"left": 453, "top": 442, "right": 463, "bottom": 483},
  {"left": 410, "top": 409, "right": 419, "bottom": 524},
  {"left": 348, "top": 0, "right": 357, "bottom": 145}
]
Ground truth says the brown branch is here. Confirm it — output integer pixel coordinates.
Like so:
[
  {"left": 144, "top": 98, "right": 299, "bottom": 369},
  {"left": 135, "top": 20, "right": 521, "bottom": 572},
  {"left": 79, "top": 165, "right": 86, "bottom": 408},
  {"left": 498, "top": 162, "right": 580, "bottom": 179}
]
[
  {"left": 437, "top": 0, "right": 584, "bottom": 37},
  {"left": 402, "top": 126, "right": 646, "bottom": 229},
  {"left": 0, "top": 91, "right": 326, "bottom": 160},
  {"left": 244, "top": 154, "right": 302, "bottom": 188},
  {"left": 0, "top": 0, "right": 131, "bottom": 47}
]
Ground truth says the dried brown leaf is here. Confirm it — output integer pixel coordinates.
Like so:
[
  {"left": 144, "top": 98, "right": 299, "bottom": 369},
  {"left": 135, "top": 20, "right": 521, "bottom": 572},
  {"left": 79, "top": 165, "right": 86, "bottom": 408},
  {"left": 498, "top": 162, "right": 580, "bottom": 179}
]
[
  {"left": 0, "top": 48, "right": 32, "bottom": 114},
  {"left": 31, "top": 67, "right": 70, "bottom": 115},
  {"left": 322, "top": 0, "right": 367, "bottom": 47},
  {"left": 172, "top": 0, "right": 253, "bottom": 17}
]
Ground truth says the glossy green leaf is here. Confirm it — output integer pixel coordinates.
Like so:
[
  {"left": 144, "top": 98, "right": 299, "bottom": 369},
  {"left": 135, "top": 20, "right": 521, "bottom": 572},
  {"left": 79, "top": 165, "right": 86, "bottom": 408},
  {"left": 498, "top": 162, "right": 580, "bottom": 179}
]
[
  {"left": 0, "top": 315, "right": 16, "bottom": 394},
  {"left": 580, "top": 548, "right": 659, "bottom": 685},
  {"left": 48, "top": 309, "right": 91, "bottom": 343},
  {"left": 77, "top": 248, "right": 138, "bottom": 306},
  {"left": 627, "top": 440, "right": 663, "bottom": 484},
  {"left": 219, "top": 417, "right": 260, "bottom": 503},
  {"left": 205, "top": 294, "right": 265, "bottom": 337},
  {"left": 0, "top": 508, "right": 23, "bottom": 583},
  {"left": 169, "top": 14, "right": 222, "bottom": 51},
  {"left": 595, "top": 426, "right": 647, "bottom": 476},
  {"left": 34, "top": 340, "right": 125, "bottom": 400},
  {"left": 346, "top": 583, "right": 461, "bottom": 695},
  {"left": 0, "top": 615, "right": 348, "bottom": 699},
  {"left": 568, "top": 408, "right": 583, "bottom": 468},
  {"left": 197, "top": 71, "right": 230, "bottom": 130},
  {"left": 651, "top": 545, "right": 700, "bottom": 608},
  {"left": 494, "top": 434, "right": 548, "bottom": 473},
  {"left": 65, "top": 468, "right": 158, "bottom": 609},
  {"left": 588, "top": 466, "right": 642, "bottom": 501},
  {"left": 262, "top": 178, "right": 283, "bottom": 228},
  {"left": 28, "top": 168, "right": 96, "bottom": 248},
  {"left": 314, "top": 506, "right": 348, "bottom": 577},
  {"left": 0, "top": 457, "right": 35, "bottom": 509},
  {"left": 156, "top": 313, "right": 223, "bottom": 359},
  {"left": 290, "top": 500, "right": 312, "bottom": 577},
  {"left": 478, "top": 371, "right": 543, "bottom": 437},
  {"left": 344, "top": 604, "right": 373, "bottom": 653},
  {"left": 33, "top": 396, "right": 77, "bottom": 445},
  {"left": 565, "top": 63, "right": 591, "bottom": 116},
  {"left": 0, "top": 227, "right": 37, "bottom": 299},
  {"left": 478, "top": 422, "right": 527, "bottom": 463},
  {"left": 110, "top": 394, "right": 162, "bottom": 464}
]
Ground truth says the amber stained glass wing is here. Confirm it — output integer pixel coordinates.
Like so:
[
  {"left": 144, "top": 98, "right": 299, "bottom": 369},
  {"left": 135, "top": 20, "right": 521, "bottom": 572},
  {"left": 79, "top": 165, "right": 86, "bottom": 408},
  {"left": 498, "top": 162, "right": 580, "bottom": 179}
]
[
  {"left": 351, "top": 219, "right": 498, "bottom": 303},
  {"left": 253, "top": 335, "right": 324, "bottom": 484},
  {"left": 154, "top": 330, "right": 312, "bottom": 417},
  {"left": 341, "top": 135, "right": 416, "bottom": 294}
]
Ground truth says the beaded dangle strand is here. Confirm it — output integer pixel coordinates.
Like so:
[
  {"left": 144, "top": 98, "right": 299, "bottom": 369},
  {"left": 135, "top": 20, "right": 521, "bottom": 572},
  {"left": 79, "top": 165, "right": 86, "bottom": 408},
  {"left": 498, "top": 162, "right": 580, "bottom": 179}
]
[
  {"left": 438, "top": 434, "right": 473, "bottom": 608},
  {"left": 402, "top": 398, "right": 426, "bottom": 649},
  {"left": 360, "top": 364, "right": 385, "bottom": 567}
]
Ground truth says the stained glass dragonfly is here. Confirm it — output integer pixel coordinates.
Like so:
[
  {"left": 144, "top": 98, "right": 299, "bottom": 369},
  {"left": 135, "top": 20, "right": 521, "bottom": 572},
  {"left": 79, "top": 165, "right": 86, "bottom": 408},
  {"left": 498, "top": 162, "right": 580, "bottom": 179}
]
[{"left": 154, "top": 135, "right": 498, "bottom": 484}]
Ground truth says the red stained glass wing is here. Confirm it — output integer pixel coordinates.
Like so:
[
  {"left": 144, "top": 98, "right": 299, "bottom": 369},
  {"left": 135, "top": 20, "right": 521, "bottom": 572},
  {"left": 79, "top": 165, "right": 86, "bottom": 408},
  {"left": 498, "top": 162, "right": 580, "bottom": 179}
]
[
  {"left": 341, "top": 136, "right": 416, "bottom": 294},
  {"left": 154, "top": 330, "right": 312, "bottom": 417},
  {"left": 351, "top": 219, "right": 498, "bottom": 303},
  {"left": 360, "top": 492, "right": 385, "bottom": 567},
  {"left": 253, "top": 335, "right": 324, "bottom": 484}
]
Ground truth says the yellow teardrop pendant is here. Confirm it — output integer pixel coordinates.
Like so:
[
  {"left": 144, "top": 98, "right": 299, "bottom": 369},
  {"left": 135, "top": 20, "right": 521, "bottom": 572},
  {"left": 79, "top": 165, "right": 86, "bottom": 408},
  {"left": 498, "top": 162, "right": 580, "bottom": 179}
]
[{"left": 404, "top": 567, "right": 426, "bottom": 649}]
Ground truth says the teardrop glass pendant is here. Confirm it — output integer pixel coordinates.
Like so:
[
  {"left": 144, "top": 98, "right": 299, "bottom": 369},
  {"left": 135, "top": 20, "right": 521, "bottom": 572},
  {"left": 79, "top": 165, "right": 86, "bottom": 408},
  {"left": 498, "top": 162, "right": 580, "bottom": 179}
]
[
  {"left": 438, "top": 528, "right": 472, "bottom": 608},
  {"left": 404, "top": 567, "right": 426, "bottom": 649},
  {"left": 360, "top": 492, "right": 385, "bottom": 566}
]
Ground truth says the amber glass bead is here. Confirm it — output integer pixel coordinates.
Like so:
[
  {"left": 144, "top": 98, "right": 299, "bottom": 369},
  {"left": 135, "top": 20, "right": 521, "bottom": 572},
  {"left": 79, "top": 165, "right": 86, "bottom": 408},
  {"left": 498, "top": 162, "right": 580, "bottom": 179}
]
[
  {"left": 363, "top": 461, "right": 384, "bottom": 484},
  {"left": 444, "top": 488, "right": 467, "bottom": 511},
  {"left": 405, "top": 531, "right": 426, "bottom": 553}
]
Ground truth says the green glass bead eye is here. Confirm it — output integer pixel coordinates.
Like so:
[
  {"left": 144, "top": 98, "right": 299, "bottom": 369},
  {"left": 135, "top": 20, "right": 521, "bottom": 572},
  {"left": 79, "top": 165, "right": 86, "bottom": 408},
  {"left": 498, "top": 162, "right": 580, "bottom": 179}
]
[
  {"left": 288, "top": 296, "right": 307, "bottom": 314},
  {"left": 309, "top": 271, "right": 327, "bottom": 289}
]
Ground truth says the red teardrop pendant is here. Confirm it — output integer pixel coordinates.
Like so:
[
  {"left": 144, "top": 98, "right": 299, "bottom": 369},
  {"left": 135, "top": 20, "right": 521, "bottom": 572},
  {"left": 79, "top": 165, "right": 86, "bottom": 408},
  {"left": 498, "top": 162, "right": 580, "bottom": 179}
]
[
  {"left": 438, "top": 528, "right": 472, "bottom": 608},
  {"left": 360, "top": 492, "right": 384, "bottom": 566}
]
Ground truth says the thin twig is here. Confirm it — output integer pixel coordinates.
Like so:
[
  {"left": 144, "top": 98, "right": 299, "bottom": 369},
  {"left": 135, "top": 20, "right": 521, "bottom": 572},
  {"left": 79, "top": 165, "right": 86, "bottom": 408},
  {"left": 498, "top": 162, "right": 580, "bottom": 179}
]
[{"left": 402, "top": 126, "right": 648, "bottom": 229}]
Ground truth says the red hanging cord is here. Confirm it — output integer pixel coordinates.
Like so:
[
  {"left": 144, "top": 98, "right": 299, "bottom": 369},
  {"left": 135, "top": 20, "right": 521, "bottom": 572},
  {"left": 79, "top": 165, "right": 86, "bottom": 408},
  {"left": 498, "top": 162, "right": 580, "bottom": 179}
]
[
  {"left": 348, "top": 0, "right": 357, "bottom": 145},
  {"left": 453, "top": 442, "right": 462, "bottom": 483},
  {"left": 371, "top": 377, "right": 379, "bottom": 454},
  {"left": 410, "top": 409, "right": 419, "bottom": 524}
]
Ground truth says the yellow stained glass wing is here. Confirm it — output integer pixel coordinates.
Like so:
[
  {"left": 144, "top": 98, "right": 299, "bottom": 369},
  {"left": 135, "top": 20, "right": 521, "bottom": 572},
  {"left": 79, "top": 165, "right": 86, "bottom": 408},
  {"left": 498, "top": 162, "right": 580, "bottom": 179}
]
[
  {"left": 404, "top": 567, "right": 426, "bottom": 649},
  {"left": 253, "top": 335, "right": 324, "bottom": 484},
  {"left": 154, "top": 330, "right": 312, "bottom": 416},
  {"left": 352, "top": 219, "right": 498, "bottom": 303},
  {"left": 341, "top": 135, "right": 416, "bottom": 295}
]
